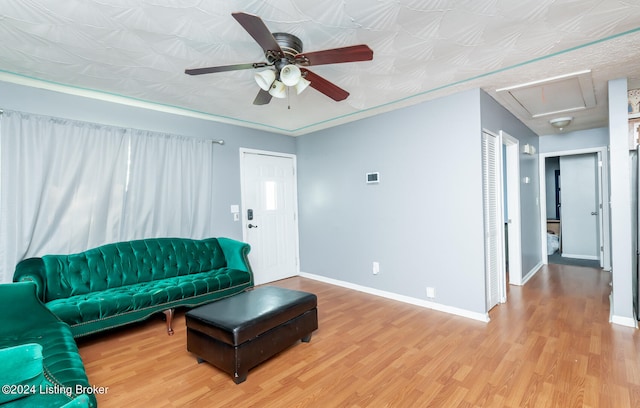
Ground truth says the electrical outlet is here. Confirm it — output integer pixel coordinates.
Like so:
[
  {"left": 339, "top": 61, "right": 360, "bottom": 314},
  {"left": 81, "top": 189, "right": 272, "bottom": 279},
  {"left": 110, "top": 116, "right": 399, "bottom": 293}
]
[
  {"left": 372, "top": 261, "right": 380, "bottom": 275},
  {"left": 233, "top": 213, "right": 240, "bottom": 221},
  {"left": 426, "top": 287, "right": 436, "bottom": 298}
]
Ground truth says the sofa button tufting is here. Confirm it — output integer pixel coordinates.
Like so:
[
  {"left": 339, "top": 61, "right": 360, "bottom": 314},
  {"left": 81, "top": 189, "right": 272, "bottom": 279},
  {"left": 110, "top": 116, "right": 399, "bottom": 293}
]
[{"left": 15, "top": 237, "right": 252, "bottom": 338}]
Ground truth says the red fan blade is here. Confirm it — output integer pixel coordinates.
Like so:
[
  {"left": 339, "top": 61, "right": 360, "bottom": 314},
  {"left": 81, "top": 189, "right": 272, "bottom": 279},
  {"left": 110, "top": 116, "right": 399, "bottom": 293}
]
[
  {"left": 253, "top": 89, "right": 272, "bottom": 105},
  {"left": 185, "top": 62, "right": 267, "bottom": 75},
  {"left": 300, "top": 68, "right": 349, "bottom": 102},
  {"left": 232, "top": 12, "right": 282, "bottom": 54},
  {"left": 296, "top": 45, "right": 373, "bottom": 66}
]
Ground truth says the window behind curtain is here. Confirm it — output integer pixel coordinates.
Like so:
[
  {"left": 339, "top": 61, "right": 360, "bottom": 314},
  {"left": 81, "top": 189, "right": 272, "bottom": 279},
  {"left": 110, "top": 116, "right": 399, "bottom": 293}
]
[{"left": 0, "top": 110, "right": 216, "bottom": 283}]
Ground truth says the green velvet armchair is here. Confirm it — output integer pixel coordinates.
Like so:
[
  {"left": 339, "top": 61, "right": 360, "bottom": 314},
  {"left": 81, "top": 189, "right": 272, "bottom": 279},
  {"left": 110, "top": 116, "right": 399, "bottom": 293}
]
[{"left": 0, "top": 282, "right": 95, "bottom": 407}]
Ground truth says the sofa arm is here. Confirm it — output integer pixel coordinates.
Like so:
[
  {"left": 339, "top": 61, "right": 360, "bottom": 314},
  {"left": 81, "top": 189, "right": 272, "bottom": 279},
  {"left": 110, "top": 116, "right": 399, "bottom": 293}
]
[
  {"left": 0, "top": 282, "right": 63, "bottom": 330},
  {"left": 0, "top": 343, "right": 44, "bottom": 404},
  {"left": 217, "top": 237, "right": 253, "bottom": 274},
  {"left": 13, "top": 258, "right": 46, "bottom": 301}
]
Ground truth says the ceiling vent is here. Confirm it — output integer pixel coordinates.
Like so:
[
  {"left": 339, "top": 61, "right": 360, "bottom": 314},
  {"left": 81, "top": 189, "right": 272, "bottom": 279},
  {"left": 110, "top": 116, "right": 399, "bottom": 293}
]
[{"left": 496, "top": 70, "right": 596, "bottom": 118}]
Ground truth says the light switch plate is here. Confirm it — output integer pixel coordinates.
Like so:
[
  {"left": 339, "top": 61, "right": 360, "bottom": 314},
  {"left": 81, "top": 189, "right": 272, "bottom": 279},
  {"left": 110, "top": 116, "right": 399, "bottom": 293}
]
[{"left": 372, "top": 261, "right": 380, "bottom": 275}]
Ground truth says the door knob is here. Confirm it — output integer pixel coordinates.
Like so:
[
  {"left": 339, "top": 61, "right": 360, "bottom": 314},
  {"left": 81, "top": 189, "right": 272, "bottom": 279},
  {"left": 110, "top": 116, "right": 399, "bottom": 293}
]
[
  {"left": 591, "top": 211, "right": 598, "bottom": 215},
  {"left": 248, "top": 224, "right": 258, "bottom": 229}
]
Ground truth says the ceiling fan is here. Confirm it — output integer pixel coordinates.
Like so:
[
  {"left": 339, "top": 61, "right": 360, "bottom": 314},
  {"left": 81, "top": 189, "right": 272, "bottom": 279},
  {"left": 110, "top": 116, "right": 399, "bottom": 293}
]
[{"left": 185, "top": 12, "right": 374, "bottom": 105}]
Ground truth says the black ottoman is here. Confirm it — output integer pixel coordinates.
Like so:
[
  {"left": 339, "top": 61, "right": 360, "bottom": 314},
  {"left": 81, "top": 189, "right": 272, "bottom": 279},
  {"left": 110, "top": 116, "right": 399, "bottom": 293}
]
[{"left": 185, "top": 286, "right": 318, "bottom": 384}]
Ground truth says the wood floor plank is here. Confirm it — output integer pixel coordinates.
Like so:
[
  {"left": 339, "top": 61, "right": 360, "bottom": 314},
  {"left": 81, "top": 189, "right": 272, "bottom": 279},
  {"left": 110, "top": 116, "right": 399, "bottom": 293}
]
[{"left": 77, "top": 264, "right": 640, "bottom": 407}]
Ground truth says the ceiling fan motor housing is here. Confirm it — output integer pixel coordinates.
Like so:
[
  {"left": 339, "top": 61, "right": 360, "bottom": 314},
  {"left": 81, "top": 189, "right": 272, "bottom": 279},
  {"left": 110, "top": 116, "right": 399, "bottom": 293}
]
[{"left": 270, "top": 32, "right": 304, "bottom": 69}]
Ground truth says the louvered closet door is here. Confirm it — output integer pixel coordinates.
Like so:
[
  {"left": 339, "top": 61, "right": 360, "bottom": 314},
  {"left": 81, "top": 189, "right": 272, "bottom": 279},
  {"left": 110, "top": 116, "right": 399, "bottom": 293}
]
[{"left": 481, "top": 131, "right": 504, "bottom": 312}]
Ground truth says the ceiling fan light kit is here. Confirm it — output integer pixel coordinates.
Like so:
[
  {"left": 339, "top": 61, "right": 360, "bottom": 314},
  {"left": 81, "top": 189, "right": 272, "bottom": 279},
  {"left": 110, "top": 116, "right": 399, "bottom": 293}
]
[
  {"left": 254, "top": 70, "right": 276, "bottom": 91},
  {"left": 280, "top": 64, "right": 302, "bottom": 87},
  {"left": 294, "top": 77, "right": 311, "bottom": 95},
  {"left": 269, "top": 80, "right": 287, "bottom": 99},
  {"left": 184, "top": 12, "right": 373, "bottom": 106},
  {"left": 256, "top": 63, "right": 306, "bottom": 99}
]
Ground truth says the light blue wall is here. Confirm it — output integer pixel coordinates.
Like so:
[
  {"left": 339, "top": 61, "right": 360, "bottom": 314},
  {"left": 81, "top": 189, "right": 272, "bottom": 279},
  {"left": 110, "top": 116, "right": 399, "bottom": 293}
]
[
  {"left": 3, "top": 81, "right": 540, "bottom": 317},
  {"left": 296, "top": 89, "right": 488, "bottom": 314},
  {"left": 608, "top": 78, "right": 635, "bottom": 322},
  {"left": 479, "top": 91, "right": 542, "bottom": 279},
  {"left": 539, "top": 127, "right": 609, "bottom": 153},
  {"left": 0, "top": 81, "right": 296, "bottom": 241}
]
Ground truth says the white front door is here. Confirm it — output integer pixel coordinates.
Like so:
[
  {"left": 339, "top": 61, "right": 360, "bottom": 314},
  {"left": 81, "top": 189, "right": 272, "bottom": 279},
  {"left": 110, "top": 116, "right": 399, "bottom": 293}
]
[
  {"left": 559, "top": 153, "right": 600, "bottom": 260},
  {"left": 240, "top": 150, "right": 299, "bottom": 285}
]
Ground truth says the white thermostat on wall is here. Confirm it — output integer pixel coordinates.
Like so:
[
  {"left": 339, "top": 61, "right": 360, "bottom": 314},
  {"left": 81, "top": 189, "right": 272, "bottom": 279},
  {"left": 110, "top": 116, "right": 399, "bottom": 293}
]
[{"left": 366, "top": 172, "right": 380, "bottom": 184}]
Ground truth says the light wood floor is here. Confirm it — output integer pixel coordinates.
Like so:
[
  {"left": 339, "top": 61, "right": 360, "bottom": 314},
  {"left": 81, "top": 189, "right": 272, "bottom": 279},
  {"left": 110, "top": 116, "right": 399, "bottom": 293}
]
[{"left": 78, "top": 264, "right": 640, "bottom": 407}]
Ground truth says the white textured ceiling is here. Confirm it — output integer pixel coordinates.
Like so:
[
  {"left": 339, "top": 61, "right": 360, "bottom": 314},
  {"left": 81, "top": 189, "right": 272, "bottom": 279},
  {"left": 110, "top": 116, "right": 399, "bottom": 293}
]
[{"left": 1, "top": 0, "right": 639, "bottom": 136}]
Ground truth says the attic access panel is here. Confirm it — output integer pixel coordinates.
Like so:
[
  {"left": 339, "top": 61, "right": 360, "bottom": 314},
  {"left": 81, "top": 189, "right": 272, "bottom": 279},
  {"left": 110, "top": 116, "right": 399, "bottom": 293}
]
[{"left": 497, "top": 70, "right": 596, "bottom": 118}]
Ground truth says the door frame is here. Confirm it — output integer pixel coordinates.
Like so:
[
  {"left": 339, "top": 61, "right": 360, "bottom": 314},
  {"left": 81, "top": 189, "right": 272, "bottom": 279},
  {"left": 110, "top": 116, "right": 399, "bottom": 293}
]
[
  {"left": 538, "top": 147, "right": 610, "bottom": 270},
  {"left": 501, "top": 131, "right": 523, "bottom": 288},
  {"left": 239, "top": 148, "right": 301, "bottom": 280}
]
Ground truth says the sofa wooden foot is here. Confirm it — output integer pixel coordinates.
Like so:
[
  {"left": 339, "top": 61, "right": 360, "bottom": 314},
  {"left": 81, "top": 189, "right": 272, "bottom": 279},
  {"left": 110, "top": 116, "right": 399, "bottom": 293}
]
[{"left": 163, "top": 308, "right": 175, "bottom": 335}]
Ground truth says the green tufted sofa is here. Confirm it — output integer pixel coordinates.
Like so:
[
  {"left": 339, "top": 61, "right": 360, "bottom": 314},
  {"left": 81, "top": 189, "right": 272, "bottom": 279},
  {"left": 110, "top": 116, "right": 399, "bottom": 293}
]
[
  {"left": 13, "top": 237, "right": 254, "bottom": 338},
  {"left": 0, "top": 282, "right": 95, "bottom": 407}
]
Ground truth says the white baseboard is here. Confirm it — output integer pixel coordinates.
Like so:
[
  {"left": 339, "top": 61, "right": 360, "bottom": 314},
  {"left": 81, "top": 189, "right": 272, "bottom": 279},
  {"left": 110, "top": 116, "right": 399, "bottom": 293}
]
[
  {"left": 520, "top": 261, "right": 543, "bottom": 286},
  {"left": 610, "top": 314, "right": 638, "bottom": 328},
  {"left": 298, "top": 272, "right": 490, "bottom": 323},
  {"left": 608, "top": 292, "right": 638, "bottom": 328},
  {"left": 561, "top": 253, "right": 599, "bottom": 261}
]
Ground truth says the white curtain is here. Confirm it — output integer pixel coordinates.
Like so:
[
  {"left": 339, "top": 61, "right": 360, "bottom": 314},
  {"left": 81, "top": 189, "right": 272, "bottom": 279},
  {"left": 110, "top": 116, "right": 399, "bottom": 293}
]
[
  {"left": 0, "top": 110, "right": 217, "bottom": 283},
  {"left": 122, "top": 129, "right": 216, "bottom": 239}
]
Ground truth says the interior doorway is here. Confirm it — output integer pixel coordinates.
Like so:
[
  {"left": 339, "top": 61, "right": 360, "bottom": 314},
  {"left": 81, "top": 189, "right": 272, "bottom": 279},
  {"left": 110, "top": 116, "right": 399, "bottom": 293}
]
[
  {"left": 539, "top": 148, "right": 610, "bottom": 270},
  {"left": 502, "top": 131, "right": 523, "bottom": 286},
  {"left": 482, "top": 130, "right": 523, "bottom": 312}
]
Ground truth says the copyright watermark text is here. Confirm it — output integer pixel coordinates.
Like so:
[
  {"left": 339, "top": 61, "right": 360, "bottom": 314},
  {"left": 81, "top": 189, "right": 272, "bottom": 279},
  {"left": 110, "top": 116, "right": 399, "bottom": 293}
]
[{"left": 2, "top": 384, "right": 109, "bottom": 397}]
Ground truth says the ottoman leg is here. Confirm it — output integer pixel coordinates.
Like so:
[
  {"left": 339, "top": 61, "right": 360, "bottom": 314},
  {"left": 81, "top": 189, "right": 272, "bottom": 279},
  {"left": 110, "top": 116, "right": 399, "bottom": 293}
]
[
  {"left": 233, "top": 372, "right": 248, "bottom": 384},
  {"left": 301, "top": 333, "right": 312, "bottom": 343}
]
